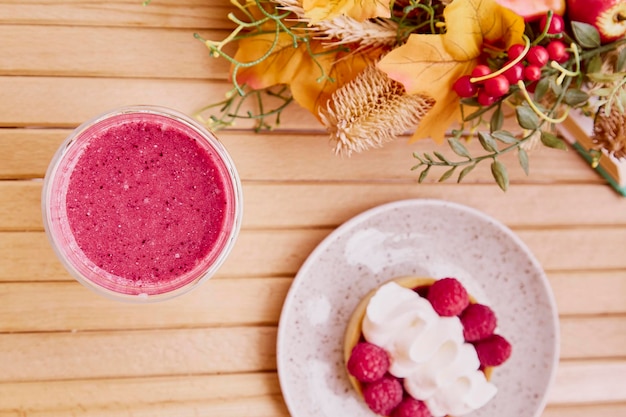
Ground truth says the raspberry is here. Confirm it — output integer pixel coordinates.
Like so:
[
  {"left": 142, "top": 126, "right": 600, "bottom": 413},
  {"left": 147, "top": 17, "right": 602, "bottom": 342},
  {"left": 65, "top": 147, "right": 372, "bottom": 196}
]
[
  {"left": 347, "top": 342, "right": 390, "bottom": 383},
  {"left": 427, "top": 277, "right": 469, "bottom": 316},
  {"left": 460, "top": 303, "right": 497, "bottom": 342},
  {"left": 391, "top": 397, "right": 433, "bottom": 417},
  {"left": 473, "top": 334, "right": 512, "bottom": 367},
  {"left": 362, "top": 376, "right": 403, "bottom": 415}
]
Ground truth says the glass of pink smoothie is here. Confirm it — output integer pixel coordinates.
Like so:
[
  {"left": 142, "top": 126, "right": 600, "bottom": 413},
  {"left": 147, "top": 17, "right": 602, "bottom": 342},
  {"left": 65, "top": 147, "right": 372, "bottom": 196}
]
[{"left": 42, "top": 106, "right": 243, "bottom": 302}]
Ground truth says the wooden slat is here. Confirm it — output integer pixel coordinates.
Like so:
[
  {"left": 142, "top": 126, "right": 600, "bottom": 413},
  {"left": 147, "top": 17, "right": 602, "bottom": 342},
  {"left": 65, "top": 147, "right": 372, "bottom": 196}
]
[
  {"left": 544, "top": 403, "right": 626, "bottom": 417},
  {"left": 2, "top": 227, "right": 626, "bottom": 282},
  {"left": 0, "top": 327, "right": 277, "bottom": 382},
  {"left": 1, "top": 25, "right": 230, "bottom": 79},
  {"left": 0, "top": 77, "right": 319, "bottom": 129},
  {"left": 4, "top": 396, "right": 289, "bottom": 417},
  {"left": 0, "top": 373, "right": 282, "bottom": 412},
  {"left": 0, "top": 279, "right": 291, "bottom": 332},
  {"left": 549, "top": 271, "right": 626, "bottom": 316},
  {"left": 0, "top": 127, "right": 603, "bottom": 184},
  {"left": 0, "top": 229, "right": 329, "bottom": 281},
  {"left": 548, "top": 360, "right": 626, "bottom": 405},
  {"left": 559, "top": 316, "right": 626, "bottom": 359},
  {"left": 0, "top": 0, "right": 236, "bottom": 29},
  {"left": 0, "top": 361, "right": 624, "bottom": 413},
  {"left": 6, "top": 180, "right": 626, "bottom": 231},
  {"left": 0, "top": 318, "right": 622, "bottom": 382},
  {"left": 0, "top": 273, "right": 624, "bottom": 332}
]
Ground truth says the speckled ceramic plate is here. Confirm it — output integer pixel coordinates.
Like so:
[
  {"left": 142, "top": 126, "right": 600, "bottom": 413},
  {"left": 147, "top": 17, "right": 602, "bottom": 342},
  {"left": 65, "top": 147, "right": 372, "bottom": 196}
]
[{"left": 276, "top": 199, "right": 559, "bottom": 417}]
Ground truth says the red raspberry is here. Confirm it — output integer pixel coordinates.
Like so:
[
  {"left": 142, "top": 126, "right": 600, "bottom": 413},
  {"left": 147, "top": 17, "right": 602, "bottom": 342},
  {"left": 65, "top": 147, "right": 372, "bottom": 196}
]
[
  {"left": 460, "top": 303, "right": 497, "bottom": 342},
  {"left": 473, "top": 334, "right": 512, "bottom": 367},
  {"left": 362, "top": 376, "right": 403, "bottom": 415},
  {"left": 427, "top": 277, "right": 469, "bottom": 316},
  {"left": 347, "top": 342, "right": 390, "bottom": 383},
  {"left": 391, "top": 397, "right": 433, "bottom": 417}
]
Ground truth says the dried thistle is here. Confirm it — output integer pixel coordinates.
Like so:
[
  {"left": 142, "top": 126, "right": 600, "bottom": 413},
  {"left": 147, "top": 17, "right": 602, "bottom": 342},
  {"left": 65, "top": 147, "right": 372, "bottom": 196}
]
[
  {"left": 319, "top": 64, "right": 435, "bottom": 155},
  {"left": 314, "top": 17, "right": 399, "bottom": 49},
  {"left": 593, "top": 105, "right": 626, "bottom": 160},
  {"left": 274, "top": 0, "right": 399, "bottom": 49}
]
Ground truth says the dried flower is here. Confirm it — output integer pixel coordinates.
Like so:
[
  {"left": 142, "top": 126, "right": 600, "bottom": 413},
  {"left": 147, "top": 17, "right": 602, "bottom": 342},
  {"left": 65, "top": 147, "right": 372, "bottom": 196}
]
[
  {"left": 319, "top": 64, "right": 434, "bottom": 155},
  {"left": 198, "top": 0, "right": 626, "bottom": 191}
]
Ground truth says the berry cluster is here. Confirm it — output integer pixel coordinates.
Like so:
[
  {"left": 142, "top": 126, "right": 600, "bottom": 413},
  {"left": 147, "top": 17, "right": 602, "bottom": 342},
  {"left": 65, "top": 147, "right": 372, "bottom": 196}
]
[
  {"left": 453, "top": 12, "right": 570, "bottom": 105},
  {"left": 347, "top": 277, "right": 512, "bottom": 417}
]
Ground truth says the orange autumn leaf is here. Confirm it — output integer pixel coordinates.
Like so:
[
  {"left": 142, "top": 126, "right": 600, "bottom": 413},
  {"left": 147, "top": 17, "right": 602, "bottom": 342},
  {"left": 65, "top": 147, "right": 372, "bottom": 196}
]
[
  {"left": 377, "top": 0, "right": 524, "bottom": 143},
  {"left": 233, "top": 33, "right": 382, "bottom": 116}
]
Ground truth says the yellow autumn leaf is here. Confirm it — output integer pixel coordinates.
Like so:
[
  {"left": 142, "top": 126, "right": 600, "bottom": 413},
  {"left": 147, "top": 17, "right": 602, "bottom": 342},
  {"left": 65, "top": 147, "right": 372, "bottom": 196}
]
[
  {"left": 302, "top": 0, "right": 391, "bottom": 23},
  {"left": 233, "top": 33, "right": 381, "bottom": 116},
  {"left": 377, "top": 0, "right": 524, "bottom": 143}
]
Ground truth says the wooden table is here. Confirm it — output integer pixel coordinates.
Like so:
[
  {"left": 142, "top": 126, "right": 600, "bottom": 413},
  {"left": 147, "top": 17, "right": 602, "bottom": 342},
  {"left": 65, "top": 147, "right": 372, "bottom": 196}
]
[{"left": 1, "top": 1, "right": 625, "bottom": 416}]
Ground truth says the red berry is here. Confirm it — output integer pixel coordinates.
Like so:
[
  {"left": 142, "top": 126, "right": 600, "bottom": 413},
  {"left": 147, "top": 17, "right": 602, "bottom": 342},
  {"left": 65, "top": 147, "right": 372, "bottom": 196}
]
[
  {"left": 473, "top": 334, "right": 512, "bottom": 367},
  {"left": 347, "top": 342, "right": 390, "bottom": 383},
  {"left": 427, "top": 277, "right": 470, "bottom": 317},
  {"left": 507, "top": 43, "right": 526, "bottom": 61},
  {"left": 524, "top": 65, "right": 542, "bottom": 82},
  {"left": 391, "top": 397, "right": 433, "bottom": 417},
  {"left": 453, "top": 75, "right": 478, "bottom": 98},
  {"left": 471, "top": 65, "right": 491, "bottom": 81},
  {"left": 539, "top": 13, "right": 565, "bottom": 34},
  {"left": 477, "top": 90, "right": 496, "bottom": 106},
  {"left": 484, "top": 75, "right": 510, "bottom": 98},
  {"left": 503, "top": 62, "right": 524, "bottom": 84},
  {"left": 460, "top": 303, "right": 497, "bottom": 342},
  {"left": 547, "top": 40, "right": 569, "bottom": 63},
  {"left": 362, "top": 375, "right": 403, "bottom": 415},
  {"left": 526, "top": 46, "right": 549, "bottom": 67}
]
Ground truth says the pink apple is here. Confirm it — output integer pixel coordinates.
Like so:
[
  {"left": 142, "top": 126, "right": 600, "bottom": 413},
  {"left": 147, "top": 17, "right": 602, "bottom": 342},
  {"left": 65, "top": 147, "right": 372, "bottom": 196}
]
[{"left": 567, "top": 0, "right": 626, "bottom": 43}]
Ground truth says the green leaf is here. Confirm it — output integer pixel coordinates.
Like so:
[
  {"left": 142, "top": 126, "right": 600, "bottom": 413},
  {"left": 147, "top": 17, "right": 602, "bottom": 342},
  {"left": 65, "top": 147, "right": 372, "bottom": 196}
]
[
  {"left": 412, "top": 152, "right": 424, "bottom": 163},
  {"left": 571, "top": 21, "right": 601, "bottom": 49},
  {"left": 587, "top": 55, "right": 603, "bottom": 74},
  {"left": 490, "top": 105, "right": 504, "bottom": 132},
  {"left": 518, "top": 147, "right": 529, "bottom": 176},
  {"left": 587, "top": 72, "right": 621, "bottom": 83},
  {"left": 439, "top": 166, "right": 457, "bottom": 182},
  {"left": 492, "top": 130, "right": 518, "bottom": 144},
  {"left": 490, "top": 160, "right": 509, "bottom": 191},
  {"left": 433, "top": 151, "right": 450, "bottom": 163},
  {"left": 478, "top": 131, "right": 498, "bottom": 152},
  {"left": 424, "top": 153, "right": 434, "bottom": 163},
  {"left": 549, "top": 78, "right": 562, "bottom": 96},
  {"left": 564, "top": 89, "right": 589, "bottom": 106},
  {"left": 447, "top": 137, "right": 472, "bottom": 159},
  {"left": 418, "top": 165, "right": 431, "bottom": 183},
  {"left": 540, "top": 131, "right": 568, "bottom": 150},
  {"left": 516, "top": 105, "right": 540, "bottom": 130},
  {"left": 617, "top": 47, "right": 626, "bottom": 72},
  {"left": 534, "top": 77, "right": 550, "bottom": 101},
  {"left": 457, "top": 163, "right": 477, "bottom": 183}
]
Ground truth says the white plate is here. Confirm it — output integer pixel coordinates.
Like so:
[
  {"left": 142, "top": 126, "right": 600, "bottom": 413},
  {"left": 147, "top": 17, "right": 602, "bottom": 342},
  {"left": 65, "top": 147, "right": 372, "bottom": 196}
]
[{"left": 277, "top": 199, "right": 559, "bottom": 417}]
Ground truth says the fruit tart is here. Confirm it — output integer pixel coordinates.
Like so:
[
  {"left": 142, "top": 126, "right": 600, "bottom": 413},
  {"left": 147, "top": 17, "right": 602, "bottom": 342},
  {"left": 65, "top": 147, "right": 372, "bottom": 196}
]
[{"left": 344, "top": 277, "right": 512, "bottom": 417}]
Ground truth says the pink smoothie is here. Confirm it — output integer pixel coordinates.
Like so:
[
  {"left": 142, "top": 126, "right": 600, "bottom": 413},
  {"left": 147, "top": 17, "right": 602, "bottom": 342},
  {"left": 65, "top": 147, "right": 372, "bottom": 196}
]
[{"left": 44, "top": 109, "right": 241, "bottom": 298}]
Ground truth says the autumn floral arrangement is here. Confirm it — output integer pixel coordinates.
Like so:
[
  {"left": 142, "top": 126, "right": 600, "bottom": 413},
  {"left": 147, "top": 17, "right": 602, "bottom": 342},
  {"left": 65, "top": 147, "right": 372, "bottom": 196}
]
[{"left": 194, "top": 0, "right": 626, "bottom": 190}]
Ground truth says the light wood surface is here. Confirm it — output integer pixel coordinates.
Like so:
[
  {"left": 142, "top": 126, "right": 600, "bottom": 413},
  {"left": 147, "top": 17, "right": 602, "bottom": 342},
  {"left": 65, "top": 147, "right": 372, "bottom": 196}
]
[{"left": 1, "top": 1, "right": 625, "bottom": 416}]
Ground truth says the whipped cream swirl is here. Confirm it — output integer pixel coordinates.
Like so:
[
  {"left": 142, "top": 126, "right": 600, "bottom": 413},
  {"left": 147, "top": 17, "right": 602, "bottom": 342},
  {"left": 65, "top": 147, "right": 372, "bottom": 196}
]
[{"left": 362, "top": 282, "right": 497, "bottom": 417}]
